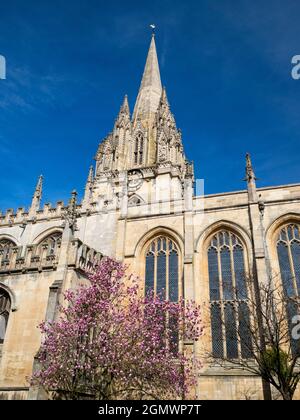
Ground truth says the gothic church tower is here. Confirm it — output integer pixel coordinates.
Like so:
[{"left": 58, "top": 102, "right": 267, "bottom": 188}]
[{"left": 86, "top": 34, "right": 193, "bottom": 219}]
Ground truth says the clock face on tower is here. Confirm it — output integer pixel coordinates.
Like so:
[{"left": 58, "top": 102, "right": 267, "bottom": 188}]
[{"left": 128, "top": 170, "right": 143, "bottom": 193}]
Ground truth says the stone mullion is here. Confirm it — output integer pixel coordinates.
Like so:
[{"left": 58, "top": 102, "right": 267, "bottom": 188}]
[
  {"left": 166, "top": 246, "right": 170, "bottom": 352},
  {"left": 243, "top": 240, "right": 254, "bottom": 358},
  {"left": 229, "top": 236, "right": 241, "bottom": 358},
  {"left": 178, "top": 250, "right": 182, "bottom": 301},
  {"left": 166, "top": 245, "right": 169, "bottom": 301},
  {"left": 217, "top": 235, "right": 226, "bottom": 358},
  {"left": 154, "top": 239, "right": 158, "bottom": 297},
  {"left": 286, "top": 230, "right": 298, "bottom": 297}
]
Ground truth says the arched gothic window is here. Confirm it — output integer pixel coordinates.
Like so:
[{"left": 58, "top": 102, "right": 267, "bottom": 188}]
[
  {"left": 145, "top": 236, "right": 180, "bottom": 354},
  {"left": 277, "top": 223, "right": 300, "bottom": 355},
  {"left": 207, "top": 231, "right": 252, "bottom": 359},
  {"left": 0, "top": 289, "right": 11, "bottom": 344},
  {"left": 145, "top": 236, "right": 179, "bottom": 302},
  {"left": 37, "top": 232, "right": 62, "bottom": 257},
  {"left": 277, "top": 224, "right": 300, "bottom": 298},
  {"left": 0, "top": 239, "right": 16, "bottom": 261},
  {"left": 134, "top": 133, "right": 144, "bottom": 166}
]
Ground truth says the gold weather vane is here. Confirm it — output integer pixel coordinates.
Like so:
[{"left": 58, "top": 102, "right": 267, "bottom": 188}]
[{"left": 150, "top": 24, "right": 156, "bottom": 36}]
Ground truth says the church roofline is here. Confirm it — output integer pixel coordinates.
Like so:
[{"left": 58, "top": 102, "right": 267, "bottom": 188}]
[{"left": 198, "top": 182, "right": 300, "bottom": 200}]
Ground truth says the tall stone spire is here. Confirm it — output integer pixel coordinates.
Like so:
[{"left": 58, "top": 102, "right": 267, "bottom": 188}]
[
  {"left": 29, "top": 175, "right": 43, "bottom": 214},
  {"left": 83, "top": 165, "right": 94, "bottom": 207},
  {"left": 132, "top": 34, "right": 162, "bottom": 125},
  {"left": 245, "top": 153, "right": 257, "bottom": 203}
]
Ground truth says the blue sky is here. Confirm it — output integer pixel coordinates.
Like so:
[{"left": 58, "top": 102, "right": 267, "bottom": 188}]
[{"left": 0, "top": 0, "right": 299, "bottom": 210}]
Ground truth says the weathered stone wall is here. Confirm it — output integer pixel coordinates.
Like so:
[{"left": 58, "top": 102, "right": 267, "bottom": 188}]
[{"left": 0, "top": 182, "right": 299, "bottom": 400}]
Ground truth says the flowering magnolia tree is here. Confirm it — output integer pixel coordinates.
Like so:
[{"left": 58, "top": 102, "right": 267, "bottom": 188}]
[{"left": 31, "top": 258, "right": 203, "bottom": 400}]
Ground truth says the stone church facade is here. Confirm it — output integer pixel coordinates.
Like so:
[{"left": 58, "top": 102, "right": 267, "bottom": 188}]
[{"left": 0, "top": 35, "right": 299, "bottom": 400}]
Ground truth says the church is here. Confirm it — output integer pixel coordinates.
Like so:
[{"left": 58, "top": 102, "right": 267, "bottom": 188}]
[{"left": 0, "top": 34, "right": 299, "bottom": 400}]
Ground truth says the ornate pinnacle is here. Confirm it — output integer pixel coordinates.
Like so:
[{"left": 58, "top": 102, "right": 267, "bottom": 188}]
[
  {"left": 120, "top": 94, "right": 129, "bottom": 114},
  {"left": 245, "top": 153, "right": 258, "bottom": 203},
  {"left": 114, "top": 95, "right": 130, "bottom": 131},
  {"left": 83, "top": 165, "right": 94, "bottom": 206},
  {"left": 161, "top": 86, "right": 168, "bottom": 104},
  {"left": 87, "top": 165, "right": 94, "bottom": 184},
  {"left": 29, "top": 174, "right": 43, "bottom": 214},
  {"left": 64, "top": 190, "right": 79, "bottom": 233},
  {"left": 35, "top": 175, "right": 43, "bottom": 198},
  {"left": 245, "top": 153, "right": 257, "bottom": 182}
]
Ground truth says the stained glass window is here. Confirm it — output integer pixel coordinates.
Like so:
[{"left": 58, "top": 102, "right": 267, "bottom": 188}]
[
  {"left": 286, "top": 301, "right": 299, "bottom": 356},
  {"left": 221, "top": 248, "right": 233, "bottom": 300},
  {"left": 208, "top": 231, "right": 252, "bottom": 359},
  {"left": 211, "top": 304, "right": 223, "bottom": 358},
  {"left": 0, "top": 239, "right": 16, "bottom": 261},
  {"left": 276, "top": 224, "right": 300, "bottom": 356},
  {"left": 144, "top": 236, "right": 179, "bottom": 301},
  {"left": 38, "top": 232, "right": 62, "bottom": 257},
  {"left": 238, "top": 301, "right": 253, "bottom": 358},
  {"left": 234, "top": 246, "right": 247, "bottom": 300},
  {"left": 145, "top": 253, "right": 154, "bottom": 295},
  {"left": 145, "top": 236, "right": 180, "bottom": 354},
  {"left": 157, "top": 252, "right": 166, "bottom": 300},
  {"left": 224, "top": 304, "right": 238, "bottom": 359},
  {"left": 277, "top": 224, "right": 300, "bottom": 298},
  {"left": 169, "top": 251, "right": 179, "bottom": 302},
  {"left": 208, "top": 248, "right": 219, "bottom": 301},
  {"left": 0, "top": 289, "right": 11, "bottom": 344}
]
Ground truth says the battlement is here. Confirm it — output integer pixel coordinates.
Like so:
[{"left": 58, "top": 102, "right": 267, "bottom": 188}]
[
  {"left": 0, "top": 242, "right": 60, "bottom": 274},
  {"left": 0, "top": 201, "right": 95, "bottom": 227},
  {"left": 0, "top": 237, "right": 103, "bottom": 276},
  {"left": 68, "top": 239, "right": 103, "bottom": 274}
]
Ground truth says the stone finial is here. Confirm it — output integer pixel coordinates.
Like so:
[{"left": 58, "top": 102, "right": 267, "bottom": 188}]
[
  {"left": 83, "top": 165, "right": 94, "bottom": 206},
  {"left": 29, "top": 175, "right": 43, "bottom": 215},
  {"left": 245, "top": 153, "right": 258, "bottom": 203},
  {"left": 87, "top": 165, "right": 94, "bottom": 184},
  {"left": 120, "top": 94, "right": 130, "bottom": 115},
  {"left": 245, "top": 153, "right": 257, "bottom": 183},
  {"left": 160, "top": 86, "right": 168, "bottom": 105},
  {"left": 114, "top": 95, "right": 131, "bottom": 131},
  {"left": 64, "top": 190, "right": 79, "bottom": 233}
]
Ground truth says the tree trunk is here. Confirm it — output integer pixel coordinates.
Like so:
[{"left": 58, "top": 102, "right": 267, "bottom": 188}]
[{"left": 280, "top": 388, "right": 293, "bottom": 400}]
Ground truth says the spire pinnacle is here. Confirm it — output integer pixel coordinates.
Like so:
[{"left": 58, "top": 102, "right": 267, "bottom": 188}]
[
  {"left": 87, "top": 165, "right": 94, "bottom": 184},
  {"left": 245, "top": 153, "right": 257, "bottom": 203},
  {"left": 83, "top": 166, "right": 94, "bottom": 207},
  {"left": 29, "top": 174, "right": 43, "bottom": 214},
  {"left": 133, "top": 34, "right": 162, "bottom": 124},
  {"left": 64, "top": 190, "right": 79, "bottom": 233},
  {"left": 115, "top": 94, "right": 131, "bottom": 131},
  {"left": 120, "top": 94, "right": 130, "bottom": 114},
  {"left": 245, "top": 153, "right": 257, "bottom": 182},
  {"left": 160, "top": 86, "right": 169, "bottom": 106}
]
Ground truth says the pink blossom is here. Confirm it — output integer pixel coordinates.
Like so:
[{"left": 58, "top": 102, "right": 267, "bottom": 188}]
[{"left": 31, "top": 257, "right": 203, "bottom": 400}]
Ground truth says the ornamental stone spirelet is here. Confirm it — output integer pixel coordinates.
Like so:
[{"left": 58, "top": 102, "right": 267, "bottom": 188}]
[{"left": 63, "top": 190, "right": 79, "bottom": 233}]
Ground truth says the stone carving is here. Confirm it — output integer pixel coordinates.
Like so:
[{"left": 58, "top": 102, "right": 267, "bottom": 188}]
[
  {"left": 63, "top": 190, "right": 79, "bottom": 233},
  {"left": 128, "top": 195, "right": 144, "bottom": 207},
  {"left": 128, "top": 170, "right": 143, "bottom": 192}
]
